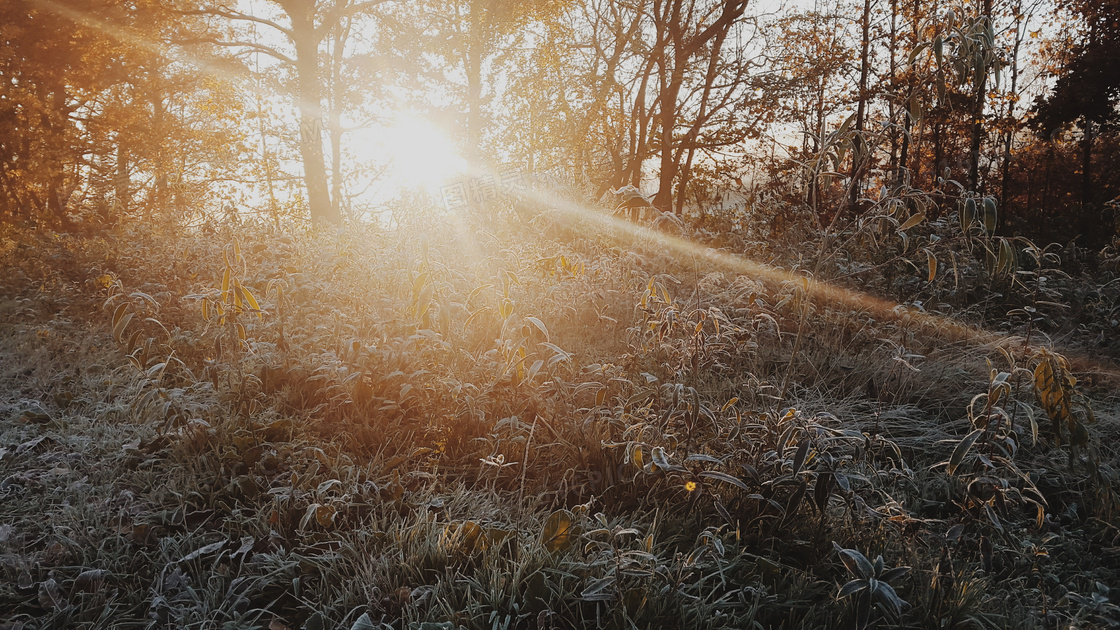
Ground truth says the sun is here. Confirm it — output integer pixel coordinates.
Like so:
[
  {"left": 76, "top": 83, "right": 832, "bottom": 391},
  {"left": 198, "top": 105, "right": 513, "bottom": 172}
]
[{"left": 381, "top": 114, "right": 465, "bottom": 194}]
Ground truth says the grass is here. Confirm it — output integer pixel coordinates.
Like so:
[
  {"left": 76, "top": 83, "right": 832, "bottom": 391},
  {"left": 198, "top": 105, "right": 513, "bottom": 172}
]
[{"left": 0, "top": 201, "right": 1118, "bottom": 629}]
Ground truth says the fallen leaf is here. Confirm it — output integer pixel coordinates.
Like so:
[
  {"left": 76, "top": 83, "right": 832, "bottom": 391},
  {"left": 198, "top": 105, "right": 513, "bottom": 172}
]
[
  {"left": 178, "top": 540, "right": 225, "bottom": 563},
  {"left": 17, "top": 569, "right": 34, "bottom": 590},
  {"left": 72, "top": 569, "right": 109, "bottom": 593}
]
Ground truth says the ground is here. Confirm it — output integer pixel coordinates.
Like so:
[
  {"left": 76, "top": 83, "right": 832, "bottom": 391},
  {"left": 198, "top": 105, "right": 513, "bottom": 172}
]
[{"left": 1, "top": 213, "right": 1119, "bottom": 629}]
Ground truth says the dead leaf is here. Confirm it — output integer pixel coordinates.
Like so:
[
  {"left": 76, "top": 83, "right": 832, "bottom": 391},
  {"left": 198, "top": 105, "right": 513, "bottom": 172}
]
[
  {"left": 72, "top": 569, "right": 108, "bottom": 593},
  {"left": 38, "top": 577, "right": 61, "bottom": 609},
  {"left": 178, "top": 540, "right": 225, "bottom": 563}
]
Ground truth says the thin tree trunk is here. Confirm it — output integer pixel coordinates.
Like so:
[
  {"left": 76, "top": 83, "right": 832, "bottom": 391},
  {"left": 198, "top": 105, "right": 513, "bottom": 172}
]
[
  {"left": 292, "top": 5, "right": 338, "bottom": 225},
  {"left": 999, "top": 0, "right": 1022, "bottom": 214},
  {"left": 1079, "top": 118, "right": 1095, "bottom": 241},
  {"left": 967, "top": 0, "right": 993, "bottom": 192},
  {"left": 329, "top": 19, "right": 348, "bottom": 220},
  {"left": 152, "top": 89, "right": 168, "bottom": 218},
  {"left": 115, "top": 143, "right": 129, "bottom": 215},
  {"left": 849, "top": 0, "right": 872, "bottom": 210}
]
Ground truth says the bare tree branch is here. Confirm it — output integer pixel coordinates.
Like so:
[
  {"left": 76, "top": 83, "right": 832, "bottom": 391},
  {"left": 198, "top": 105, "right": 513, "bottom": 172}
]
[
  {"left": 178, "top": 6, "right": 294, "bottom": 38},
  {"left": 177, "top": 37, "right": 296, "bottom": 65}
]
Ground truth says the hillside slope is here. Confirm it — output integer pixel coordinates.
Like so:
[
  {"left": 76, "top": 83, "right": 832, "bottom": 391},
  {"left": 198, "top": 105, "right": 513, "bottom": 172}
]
[{"left": 1, "top": 217, "right": 1118, "bottom": 629}]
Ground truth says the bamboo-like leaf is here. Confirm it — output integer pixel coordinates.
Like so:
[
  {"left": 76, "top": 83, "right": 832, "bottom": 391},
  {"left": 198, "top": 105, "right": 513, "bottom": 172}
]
[
  {"left": 925, "top": 249, "right": 937, "bottom": 282},
  {"left": 631, "top": 444, "right": 644, "bottom": 470},
  {"left": 997, "top": 238, "right": 1015, "bottom": 275},
  {"left": 899, "top": 213, "right": 925, "bottom": 231},
  {"left": 699, "top": 470, "right": 750, "bottom": 492},
  {"left": 880, "top": 566, "right": 910, "bottom": 582},
  {"left": 982, "top": 197, "right": 998, "bottom": 234},
  {"left": 526, "top": 359, "right": 544, "bottom": 383},
  {"left": 221, "top": 265, "right": 231, "bottom": 300},
  {"left": 791, "top": 437, "right": 810, "bottom": 476},
  {"left": 948, "top": 428, "right": 984, "bottom": 475},
  {"left": 961, "top": 197, "right": 977, "bottom": 231},
  {"left": 113, "top": 312, "right": 134, "bottom": 344},
  {"left": 839, "top": 579, "right": 868, "bottom": 598},
  {"left": 242, "top": 286, "right": 262, "bottom": 319},
  {"left": 232, "top": 281, "right": 246, "bottom": 310},
  {"left": 525, "top": 316, "right": 550, "bottom": 341},
  {"left": 908, "top": 41, "right": 929, "bottom": 66},
  {"left": 837, "top": 546, "right": 875, "bottom": 580},
  {"left": 113, "top": 302, "right": 128, "bottom": 329},
  {"left": 651, "top": 446, "right": 672, "bottom": 471}
]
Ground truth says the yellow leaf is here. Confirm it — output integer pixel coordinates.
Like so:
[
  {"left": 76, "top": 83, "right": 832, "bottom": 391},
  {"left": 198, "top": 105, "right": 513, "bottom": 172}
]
[
  {"left": 242, "top": 286, "right": 262, "bottom": 319},
  {"left": 899, "top": 213, "right": 926, "bottom": 231},
  {"left": 440, "top": 521, "right": 483, "bottom": 555},
  {"left": 315, "top": 504, "right": 336, "bottom": 528},
  {"left": 221, "top": 265, "right": 231, "bottom": 296},
  {"left": 541, "top": 509, "right": 579, "bottom": 552}
]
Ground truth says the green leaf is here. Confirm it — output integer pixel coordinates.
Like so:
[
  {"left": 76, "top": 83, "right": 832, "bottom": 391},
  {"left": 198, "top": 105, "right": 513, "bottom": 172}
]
[
  {"left": 699, "top": 470, "right": 750, "bottom": 492},
  {"left": 880, "top": 566, "right": 911, "bottom": 582},
  {"left": 791, "top": 437, "right": 810, "bottom": 475},
  {"left": 948, "top": 428, "right": 984, "bottom": 475},
  {"left": 839, "top": 579, "right": 869, "bottom": 598},
  {"left": 982, "top": 197, "right": 998, "bottom": 234},
  {"left": 837, "top": 546, "right": 874, "bottom": 579}
]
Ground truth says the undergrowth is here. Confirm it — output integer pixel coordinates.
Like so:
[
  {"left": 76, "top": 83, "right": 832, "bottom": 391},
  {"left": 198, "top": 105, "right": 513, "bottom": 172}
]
[{"left": 0, "top": 202, "right": 1118, "bottom": 629}]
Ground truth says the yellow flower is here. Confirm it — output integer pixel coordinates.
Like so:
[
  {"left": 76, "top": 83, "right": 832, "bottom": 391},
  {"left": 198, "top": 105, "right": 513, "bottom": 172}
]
[{"left": 685, "top": 481, "right": 697, "bottom": 492}]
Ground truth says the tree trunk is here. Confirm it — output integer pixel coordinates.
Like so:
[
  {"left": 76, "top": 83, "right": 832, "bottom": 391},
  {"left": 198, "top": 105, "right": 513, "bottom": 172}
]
[
  {"left": 291, "top": 5, "right": 338, "bottom": 225},
  {"left": 849, "top": 0, "right": 872, "bottom": 210},
  {"left": 999, "top": 0, "right": 1022, "bottom": 215},
  {"left": 653, "top": 54, "right": 684, "bottom": 212},
  {"left": 466, "top": 10, "right": 484, "bottom": 178},
  {"left": 1079, "top": 118, "right": 1095, "bottom": 242},
  {"left": 115, "top": 143, "right": 130, "bottom": 215},
  {"left": 967, "top": 0, "right": 992, "bottom": 192},
  {"left": 329, "top": 19, "right": 349, "bottom": 220},
  {"left": 152, "top": 88, "right": 168, "bottom": 218}
]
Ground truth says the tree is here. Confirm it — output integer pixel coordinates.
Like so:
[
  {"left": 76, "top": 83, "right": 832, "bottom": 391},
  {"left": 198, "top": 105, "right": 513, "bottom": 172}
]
[
  {"left": 0, "top": 0, "right": 118, "bottom": 225},
  {"left": 648, "top": 0, "right": 751, "bottom": 212},
  {"left": 182, "top": 0, "right": 391, "bottom": 224},
  {"left": 0, "top": 0, "right": 241, "bottom": 226},
  {"left": 1032, "top": 0, "right": 1120, "bottom": 243}
]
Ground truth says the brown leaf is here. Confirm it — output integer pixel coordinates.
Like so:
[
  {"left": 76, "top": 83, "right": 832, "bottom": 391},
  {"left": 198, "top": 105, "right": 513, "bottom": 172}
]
[{"left": 72, "top": 569, "right": 108, "bottom": 593}]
